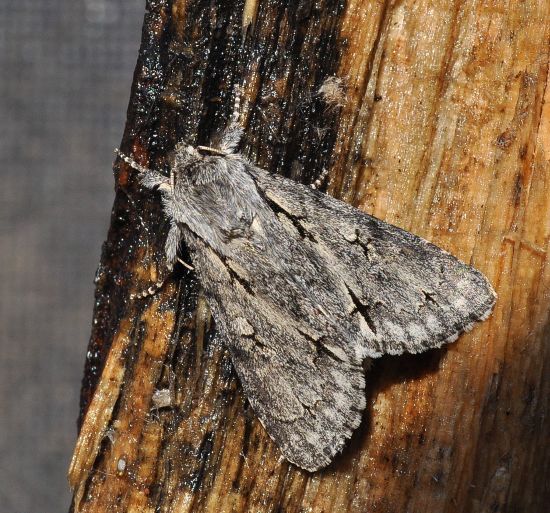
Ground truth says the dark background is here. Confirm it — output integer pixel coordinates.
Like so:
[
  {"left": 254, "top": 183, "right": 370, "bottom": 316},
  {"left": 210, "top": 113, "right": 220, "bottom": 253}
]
[{"left": 0, "top": 1, "right": 144, "bottom": 511}]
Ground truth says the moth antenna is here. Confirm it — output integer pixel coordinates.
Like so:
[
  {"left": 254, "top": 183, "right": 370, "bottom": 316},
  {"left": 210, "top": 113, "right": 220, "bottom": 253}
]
[
  {"left": 114, "top": 148, "right": 153, "bottom": 175},
  {"left": 205, "top": 85, "right": 246, "bottom": 155},
  {"left": 311, "top": 168, "right": 330, "bottom": 190},
  {"left": 231, "top": 84, "right": 243, "bottom": 126}
]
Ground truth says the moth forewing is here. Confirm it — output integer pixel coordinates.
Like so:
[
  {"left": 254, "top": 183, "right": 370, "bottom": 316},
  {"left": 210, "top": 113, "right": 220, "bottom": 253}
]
[{"left": 247, "top": 164, "right": 496, "bottom": 357}]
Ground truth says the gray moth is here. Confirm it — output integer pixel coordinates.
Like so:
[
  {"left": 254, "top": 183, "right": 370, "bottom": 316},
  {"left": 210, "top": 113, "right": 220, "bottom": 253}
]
[{"left": 117, "top": 124, "right": 496, "bottom": 472}]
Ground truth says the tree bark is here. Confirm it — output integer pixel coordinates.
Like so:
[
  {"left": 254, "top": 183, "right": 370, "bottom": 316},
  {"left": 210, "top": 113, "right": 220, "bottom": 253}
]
[{"left": 69, "top": 1, "right": 550, "bottom": 512}]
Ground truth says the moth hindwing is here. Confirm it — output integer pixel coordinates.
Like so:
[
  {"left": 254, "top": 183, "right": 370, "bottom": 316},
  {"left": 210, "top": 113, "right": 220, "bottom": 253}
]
[{"left": 122, "top": 127, "right": 496, "bottom": 472}]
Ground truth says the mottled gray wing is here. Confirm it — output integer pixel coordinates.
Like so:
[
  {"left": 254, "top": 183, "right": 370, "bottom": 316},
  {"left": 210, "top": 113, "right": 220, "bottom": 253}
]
[
  {"left": 184, "top": 232, "right": 366, "bottom": 472},
  {"left": 179, "top": 155, "right": 495, "bottom": 472},
  {"left": 247, "top": 164, "right": 496, "bottom": 357},
  {"left": 163, "top": 152, "right": 372, "bottom": 471}
]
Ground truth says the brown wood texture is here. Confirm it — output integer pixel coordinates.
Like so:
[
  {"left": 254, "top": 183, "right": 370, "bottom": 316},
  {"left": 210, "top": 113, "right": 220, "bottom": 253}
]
[{"left": 69, "top": 1, "right": 550, "bottom": 512}]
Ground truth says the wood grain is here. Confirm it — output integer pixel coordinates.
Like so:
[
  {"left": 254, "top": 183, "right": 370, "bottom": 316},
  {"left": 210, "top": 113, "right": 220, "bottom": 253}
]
[{"left": 69, "top": 1, "right": 550, "bottom": 511}]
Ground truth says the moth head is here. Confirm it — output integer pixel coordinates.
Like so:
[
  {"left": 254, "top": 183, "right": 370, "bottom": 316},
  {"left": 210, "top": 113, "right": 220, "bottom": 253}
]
[
  {"left": 172, "top": 142, "right": 202, "bottom": 172},
  {"left": 170, "top": 142, "right": 227, "bottom": 190}
]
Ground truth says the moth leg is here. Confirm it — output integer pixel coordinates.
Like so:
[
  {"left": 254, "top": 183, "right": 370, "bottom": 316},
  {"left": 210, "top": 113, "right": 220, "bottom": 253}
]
[
  {"left": 165, "top": 221, "right": 182, "bottom": 270},
  {"left": 177, "top": 258, "right": 194, "bottom": 271},
  {"left": 130, "top": 279, "right": 168, "bottom": 299},
  {"left": 130, "top": 252, "right": 175, "bottom": 299},
  {"left": 130, "top": 222, "right": 189, "bottom": 299},
  {"left": 130, "top": 264, "right": 176, "bottom": 299},
  {"left": 141, "top": 170, "right": 171, "bottom": 193},
  {"left": 310, "top": 167, "right": 330, "bottom": 190},
  {"left": 166, "top": 222, "right": 194, "bottom": 270}
]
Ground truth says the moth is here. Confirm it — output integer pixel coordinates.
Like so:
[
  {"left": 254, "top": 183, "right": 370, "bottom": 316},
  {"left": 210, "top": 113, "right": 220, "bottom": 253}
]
[{"left": 117, "top": 125, "right": 496, "bottom": 472}]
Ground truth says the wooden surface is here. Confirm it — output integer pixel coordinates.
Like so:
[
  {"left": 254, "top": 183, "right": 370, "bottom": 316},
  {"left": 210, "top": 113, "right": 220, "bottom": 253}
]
[{"left": 69, "top": 1, "right": 550, "bottom": 511}]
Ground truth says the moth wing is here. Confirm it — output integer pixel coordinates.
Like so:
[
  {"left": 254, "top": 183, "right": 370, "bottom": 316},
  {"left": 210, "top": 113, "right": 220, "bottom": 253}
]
[
  {"left": 247, "top": 164, "right": 496, "bottom": 357},
  {"left": 178, "top": 155, "right": 495, "bottom": 471},
  {"left": 186, "top": 233, "right": 366, "bottom": 472}
]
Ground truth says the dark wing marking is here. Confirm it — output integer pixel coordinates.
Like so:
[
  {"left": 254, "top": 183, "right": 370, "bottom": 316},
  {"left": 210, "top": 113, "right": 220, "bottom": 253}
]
[
  {"left": 247, "top": 164, "right": 496, "bottom": 357},
  {"left": 176, "top": 156, "right": 369, "bottom": 470},
  {"left": 184, "top": 233, "right": 366, "bottom": 471},
  {"left": 178, "top": 155, "right": 494, "bottom": 471}
]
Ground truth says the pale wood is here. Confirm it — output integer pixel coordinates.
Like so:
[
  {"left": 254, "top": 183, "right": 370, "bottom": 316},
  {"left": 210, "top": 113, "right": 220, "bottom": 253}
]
[{"left": 69, "top": 1, "right": 550, "bottom": 512}]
